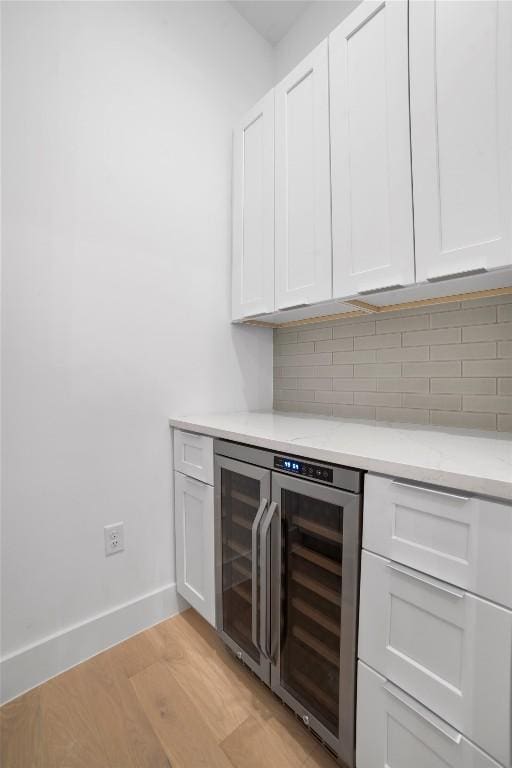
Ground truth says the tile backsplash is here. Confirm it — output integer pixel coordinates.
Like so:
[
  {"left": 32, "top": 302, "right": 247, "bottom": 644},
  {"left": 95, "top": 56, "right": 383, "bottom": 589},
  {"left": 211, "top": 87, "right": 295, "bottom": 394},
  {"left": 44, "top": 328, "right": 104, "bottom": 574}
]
[{"left": 273, "top": 295, "right": 512, "bottom": 432}]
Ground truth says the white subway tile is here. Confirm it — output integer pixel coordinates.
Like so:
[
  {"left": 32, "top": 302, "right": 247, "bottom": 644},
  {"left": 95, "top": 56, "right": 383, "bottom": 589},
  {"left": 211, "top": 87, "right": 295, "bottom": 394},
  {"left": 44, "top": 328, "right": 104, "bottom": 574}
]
[
  {"left": 298, "top": 327, "right": 332, "bottom": 342},
  {"left": 463, "top": 359, "right": 512, "bottom": 377},
  {"left": 275, "top": 401, "right": 333, "bottom": 416},
  {"left": 402, "top": 394, "right": 461, "bottom": 411},
  {"left": 376, "top": 315, "right": 429, "bottom": 333},
  {"left": 430, "top": 342, "right": 496, "bottom": 360},
  {"left": 274, "top": 353, "right": 332, "bottom": 367},
  {"left": 334, "top": 378, "right": 376, "bottom": 391},
  {"left": 376, "top": 346, "right": 429, "bottom": 362},
  {"left": 277, "top": 341, "right": 314, "bottom": 356},
  {"left": 376, "top": 407, "right": 430, "bottom": 425},
  {"left": 274, "top": 378, "right": 297, "bottom": 390},
  {"left": 355, "top": 392, "right": 401, "bottom": 407},
  {"left": 332, "top": 350, "right": 376, "bottom": 364},
  {"left": 315, "top": 390, "right": 354, "bottom": 404},
  {"left": 377, "top": 378, "right": 429, "bottom": 393},
  {"left": 298, "top": 378, "right": 332, "bottom": 391},
  {"left": 498, "top": 415, "right": 512, "bottom": 432},
  {"left": 462, "top": 322, "right": 512, "bottom": 342},
  {"left": 431, "top": 411, "right": 497, "bottom": 430},
  {"left": 315, "top": 338, "right": 353, "bottom": 352},
  {"left": 498, "top": 305, "right": 512, "bottom": 323},
  {"left": 498, "top": 379, "right": 512, "bottom": 395},
  {"left": 463, "top": 395, "right": 512, "bottom": 414},
  {"left": 498, "top": 341, "right": 512, "bottom": 358},
  {"left": 403, "top": 327, "right": 461, "bottom": 347},
  {"left": 275, "top": 330, "right": 298, "bottom": 342},
  {"left": 354, "top": 333, "right": 401, "bottom": 350},
  {"left": 354, "top": 363, "right": 402, "bottom": 378},
  {"left": 333, "top": 321, "right": 375, "bottom": 338},
  {"left": 274, "top": 389, "right": 315, "bottom": 403},
  {"left": 431, "top": 378, "right": 496, "bottom": 395},
  {"left": 430, "top": 306, "right": 496, "bottom": 328},
  {"left": 332, "top": 404, "right": 376, "bottom": 420},
  {"left": 403, "top": 361, "right": 461, "bottom": 377}
]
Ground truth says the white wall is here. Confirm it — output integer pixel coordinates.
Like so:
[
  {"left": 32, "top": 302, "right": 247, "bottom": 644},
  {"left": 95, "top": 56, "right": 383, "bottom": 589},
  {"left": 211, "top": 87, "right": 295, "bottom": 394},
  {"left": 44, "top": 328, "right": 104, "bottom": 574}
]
[
  {"left": 1, "top": 0, "right": 274, "bottom": 701},
  {"left": 274, "top": 0, "right": 361, "bottom": 81}
]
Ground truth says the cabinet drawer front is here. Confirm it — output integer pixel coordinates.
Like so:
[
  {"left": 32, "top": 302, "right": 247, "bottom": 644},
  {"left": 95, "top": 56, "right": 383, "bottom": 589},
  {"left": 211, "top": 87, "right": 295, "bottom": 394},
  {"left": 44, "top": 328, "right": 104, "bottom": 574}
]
[
  {"left": 359, "top": 551, "right": 512, "bottom": 766},
  {"left": 357, "top": 661, "right": 502, "bottom": 768},
  {"left": 174, "top": 472, "right": 215, "bottom": 626},
  {"left": 173, "top": 429, "right": 214, "bottom": 484},
  {"left": 363, "top": 473, "right": 512, "bottom": 608}
]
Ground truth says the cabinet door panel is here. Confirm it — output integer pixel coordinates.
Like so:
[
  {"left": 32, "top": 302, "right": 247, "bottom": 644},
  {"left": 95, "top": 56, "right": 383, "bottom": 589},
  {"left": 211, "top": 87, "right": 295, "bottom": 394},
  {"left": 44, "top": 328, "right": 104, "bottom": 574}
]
[
  {"left": 232, "top": 90, "right": 275, "bottom": 320},
  {"left": 173, "top": 429, "right": 213, "bottom": 485},
  {"left": 330, "top": 0, "right": 414, "bottom": 296},
  {"left": 411, "top": 0, "right": 512, "bottom": 281},
  {"left": 357, "top": 662, "right": 502, "bottom": 768},
  {"left": 174, "top": 472, "right": 215, "bottom": 625},
  {"left": 359, "top": 551, "right": 512, "bottom": 766},
  {"left": 275, "top": 41, "right": 332, "bottom": 309}
]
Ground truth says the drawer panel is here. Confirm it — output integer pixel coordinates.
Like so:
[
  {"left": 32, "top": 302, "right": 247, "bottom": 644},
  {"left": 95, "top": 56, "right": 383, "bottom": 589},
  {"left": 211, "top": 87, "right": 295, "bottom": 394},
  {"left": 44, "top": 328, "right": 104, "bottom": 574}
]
[
  {"left": 357, "top": 661, "right": 502, "bottom": 768},
  {"left": 363, "top": 473, "right": 512, "bottom": 608},
  {"left": 173, "top": 429, "right": 214, "bottom": 485},
  {"left": 359, "top": 550, "right": 512, "bottom": 766}
]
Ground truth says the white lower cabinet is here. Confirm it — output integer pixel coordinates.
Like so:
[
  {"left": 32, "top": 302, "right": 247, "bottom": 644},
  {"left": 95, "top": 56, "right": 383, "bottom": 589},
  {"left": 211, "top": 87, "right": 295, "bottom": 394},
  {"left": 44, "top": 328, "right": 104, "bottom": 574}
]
[
  {"left": 174, "top": 471, "right": 215, "bottom": 626},
  {"left": 363, "top": 473, "right": 512, "bottom": 609},
  {"left": 357, "top": 661, "right": 502, "bottom": 768},
  {"left": 358, "top": 550, "right": 512, "bottom": 766}
]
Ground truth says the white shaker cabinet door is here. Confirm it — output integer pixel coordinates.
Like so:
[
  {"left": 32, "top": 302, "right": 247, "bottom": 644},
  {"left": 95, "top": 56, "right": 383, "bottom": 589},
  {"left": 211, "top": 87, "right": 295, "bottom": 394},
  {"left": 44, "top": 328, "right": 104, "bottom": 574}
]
[
  {"left": 275, "top": 40, "right": 332, "bottom": 310},
  {"left": 359, "top": 551, "right": 512, "bottom": 767},
  {"left": 232, "top": 90, "right": 275, "bottom": 320},
  {"left": 330, "top": 0, "right": 414, "bottom": 297},
  {"left": 411, "top": 0, "right": 512, "bottom": 282},
  {"left": 174, "top": 471, "right": 215, "bottom": 626}
]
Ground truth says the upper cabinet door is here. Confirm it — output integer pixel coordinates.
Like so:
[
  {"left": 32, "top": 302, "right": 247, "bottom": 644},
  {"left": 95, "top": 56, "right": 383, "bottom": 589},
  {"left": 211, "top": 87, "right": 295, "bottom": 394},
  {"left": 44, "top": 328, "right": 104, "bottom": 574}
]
[
  {"left": 330, "top": 0, "right": 414, "bottom": 298},
  {"left": 275, "top": 41, "right": 332, "bottom": 310},
  {"left": 411, "top": 0, "right": 512, "bottom": 282},
  {"left": 232, "top": 90, "right": 275, "bottom": 320}
]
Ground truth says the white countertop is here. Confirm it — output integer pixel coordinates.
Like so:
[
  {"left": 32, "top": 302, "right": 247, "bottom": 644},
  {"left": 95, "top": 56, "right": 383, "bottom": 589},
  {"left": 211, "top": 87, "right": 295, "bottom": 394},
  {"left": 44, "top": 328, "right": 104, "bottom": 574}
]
[{"left": 169, "top": 411, "right": 512, "bottom": 501}]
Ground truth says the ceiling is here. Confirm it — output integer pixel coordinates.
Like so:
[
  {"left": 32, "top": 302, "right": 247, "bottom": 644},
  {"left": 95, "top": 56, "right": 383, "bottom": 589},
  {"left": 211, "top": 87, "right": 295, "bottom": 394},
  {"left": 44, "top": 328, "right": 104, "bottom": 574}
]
[{"left": 229, "top": 1, "right": 311, "bottom": 45}]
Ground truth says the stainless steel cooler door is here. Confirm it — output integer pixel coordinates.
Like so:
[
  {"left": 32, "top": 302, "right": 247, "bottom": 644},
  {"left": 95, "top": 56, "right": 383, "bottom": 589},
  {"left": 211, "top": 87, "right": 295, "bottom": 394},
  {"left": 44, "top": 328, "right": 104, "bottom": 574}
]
[
  {"left": 214, "top": 455, "right": 271, "bottom": 685},
  {"left": 270, "top": 472, "right": 362, "bottom": 766}
]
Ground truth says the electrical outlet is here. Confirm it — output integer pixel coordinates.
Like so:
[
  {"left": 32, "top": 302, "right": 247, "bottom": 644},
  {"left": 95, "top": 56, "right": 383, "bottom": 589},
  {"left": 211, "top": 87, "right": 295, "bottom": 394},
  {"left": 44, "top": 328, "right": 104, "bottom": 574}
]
[{"left": 104, "top": 522, "right": 124, "bottom": 556}]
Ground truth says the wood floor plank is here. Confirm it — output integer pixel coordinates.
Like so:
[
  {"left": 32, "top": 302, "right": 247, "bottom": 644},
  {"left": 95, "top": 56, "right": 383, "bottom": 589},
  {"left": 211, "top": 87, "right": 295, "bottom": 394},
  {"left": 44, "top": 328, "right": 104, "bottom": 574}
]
[
  {"left": 303, "top": 744, "right": 339, "bottom": 767},
  {"left": 39, "top": 666, "right": 110, "bottom": 768},
  {"left": 104, "top": 628, "right": 163, "bottom": 678},
  {"left": 220, "top": 711, "right": 316, "bottom": 768},
  {"left": 0, "top": 688, "right": 42, "bottom": 768},
  {"left": 130, "top": 660, "right": 234, "bottom": 768},
  {"left": 80, "top": 652, "right": 171, "bottom": 768}
]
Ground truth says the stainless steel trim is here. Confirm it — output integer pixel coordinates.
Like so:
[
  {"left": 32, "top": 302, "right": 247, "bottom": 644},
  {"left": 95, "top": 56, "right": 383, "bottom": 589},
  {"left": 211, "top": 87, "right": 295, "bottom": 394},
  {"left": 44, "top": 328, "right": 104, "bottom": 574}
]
[
  {"left": 383, "top": 681, "right": 462, "bottom": 744},
  {"left": 214, "top": 455, "right": 271, "bottom": 685},
  {"left": 259, "top": 501, "right": 278, "bottom": 661},
  {"left": 390, "top": 479, "right": 470, "bottom": 502},
  {"left": 386, "top": 561, "right": 465, "bottom": 599},
  {"left": 251, "top": 497, "right": 268, "bottom": 652},
  {"left": 214, "top": 438, "right": 363, "bottom": 493},
  {"left": 270, "top": 472, "right": 362, "bottom": 766}
]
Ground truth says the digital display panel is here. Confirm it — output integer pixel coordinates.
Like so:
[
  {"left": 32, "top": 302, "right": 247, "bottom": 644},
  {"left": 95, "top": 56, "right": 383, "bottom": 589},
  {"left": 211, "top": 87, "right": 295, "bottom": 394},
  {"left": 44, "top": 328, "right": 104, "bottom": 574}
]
[{"left": 274, "top": 455, "right": 333, "bottom": 483}]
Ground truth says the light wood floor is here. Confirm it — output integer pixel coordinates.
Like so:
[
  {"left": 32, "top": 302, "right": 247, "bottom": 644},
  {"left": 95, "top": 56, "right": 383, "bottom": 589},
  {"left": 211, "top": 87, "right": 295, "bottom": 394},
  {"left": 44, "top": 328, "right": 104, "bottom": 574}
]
[{"left": 0, "top": 609, "right": 338, "bottom": 768}]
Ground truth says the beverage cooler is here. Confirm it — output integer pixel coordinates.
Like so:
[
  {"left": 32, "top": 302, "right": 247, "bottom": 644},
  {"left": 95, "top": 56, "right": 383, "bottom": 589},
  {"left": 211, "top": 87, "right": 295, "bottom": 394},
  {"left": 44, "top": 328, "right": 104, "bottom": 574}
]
[{"left": 214, "top": 440, "right": 363, "bottom": 766}]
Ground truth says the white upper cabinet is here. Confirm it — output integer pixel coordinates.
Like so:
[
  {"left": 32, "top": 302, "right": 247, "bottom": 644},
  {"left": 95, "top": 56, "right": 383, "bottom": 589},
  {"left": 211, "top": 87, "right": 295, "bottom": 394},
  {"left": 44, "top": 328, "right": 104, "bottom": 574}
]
[
  {"left": 411, "top": 0, "right": 512, "bottom": 282},
  {"left": 275, "top": 41, "right": 332, "bottom": 310},
  {"left": 329, "top": 0, "right": 414, "bottom": 297},
  {"left": 232, "top": 90, "right": 275, "bottom": 320}
]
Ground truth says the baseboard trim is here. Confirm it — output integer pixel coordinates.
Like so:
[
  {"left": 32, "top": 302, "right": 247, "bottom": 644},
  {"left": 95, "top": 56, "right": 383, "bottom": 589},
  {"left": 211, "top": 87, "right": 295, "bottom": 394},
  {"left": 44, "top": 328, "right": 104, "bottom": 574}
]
[{"left": 0, "top": 582, "right": 188, "bottom": 705}]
